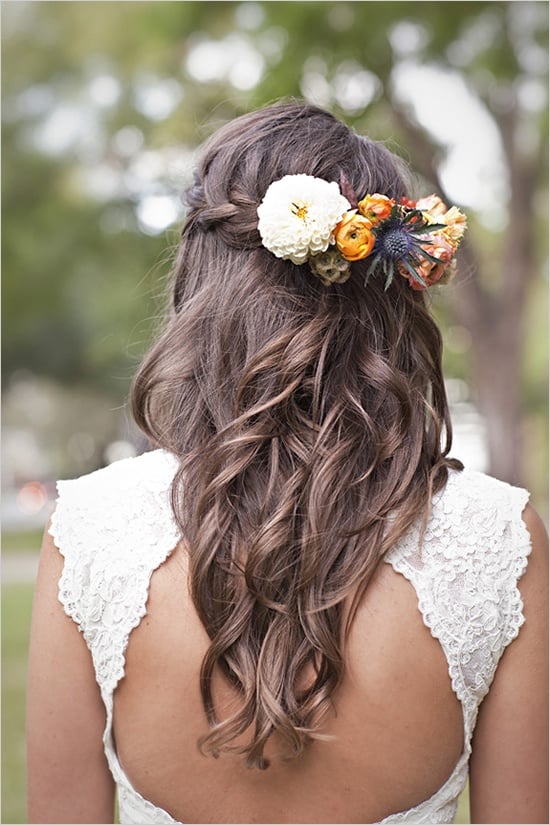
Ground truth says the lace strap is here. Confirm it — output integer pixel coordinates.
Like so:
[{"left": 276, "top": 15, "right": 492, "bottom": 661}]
[
  {"left": 48, "top": 450, "right": 181, "bottom": 697},
  {"left": 384, "top": 469, "right": 532, "bottom": 743},
  {"left": 503, "top": 484, "right": 533, "bottom": 641}
]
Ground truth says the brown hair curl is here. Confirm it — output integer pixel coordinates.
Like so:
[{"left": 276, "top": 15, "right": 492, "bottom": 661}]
[{"left": 131, "top": 102, "right": 462, "bottom": 769}]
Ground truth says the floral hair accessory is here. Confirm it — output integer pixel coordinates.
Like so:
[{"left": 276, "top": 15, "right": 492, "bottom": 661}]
[
  {"left": 256, "top": 174, "right": 351, "bottom": 265},
  {"left": 334, "top": 211, "right": 375, "bottom": 262},
  {"left": 257, "top": 173, "right": 466, "bottom": 290}
]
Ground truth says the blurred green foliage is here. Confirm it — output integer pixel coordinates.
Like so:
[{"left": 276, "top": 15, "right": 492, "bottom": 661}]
[
  {"left": 2, "top": 2, "right": 548, "bottom": 487},
  {"left": 1, "top": 584, "right": 33, "bottom": 825},
  {"left": 2, "top": 529, "right": 43, "bottom": 554}
]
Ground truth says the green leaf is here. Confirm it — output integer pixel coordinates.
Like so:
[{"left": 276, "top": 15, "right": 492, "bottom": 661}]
[
  {"left": 364, "top": 254, "right": 381, "bottom": 282},
  {"left": 408, "top": 222, "right": 447, "bottom": 235},
  {"left": 400, "top": 257, "right": 428, "bottom": 288},
  {"left": 418, "top": 247, "right": 447, "bottom": 265}
]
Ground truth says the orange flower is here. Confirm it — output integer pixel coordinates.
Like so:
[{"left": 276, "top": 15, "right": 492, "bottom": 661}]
[
  {"left": 357, "top": 193, "right": 394, "bottom": 223},
  {"left": 334, "top": 211, "right": 375, "bottom": 261}
]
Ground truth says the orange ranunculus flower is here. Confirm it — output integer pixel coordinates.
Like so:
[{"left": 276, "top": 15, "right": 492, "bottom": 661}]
[
  {"left": 407, "top": 237, "right": 455, "bottom": 290},
  {"left": 357, "top": 193, "right": 394, "bottom": 223},
  {"left": 334, "top": 211, "right": 375, "bottom": 261}
]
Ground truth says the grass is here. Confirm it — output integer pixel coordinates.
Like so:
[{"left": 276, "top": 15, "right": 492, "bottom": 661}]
[
  {"left": 457, "top": 784, "right": 470, "bottom": 823},
  {"left": 2, "top": 583, "right": 34, "bottom": 825},
  {"left": 1, "top": 580, "right": 470, "bottom": 824},
  {"left": 2, "top": 529, "right": 43, "bottom": 555}
]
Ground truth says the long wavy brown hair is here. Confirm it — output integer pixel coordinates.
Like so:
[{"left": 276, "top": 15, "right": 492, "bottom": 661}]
[{"left": 131, "top": 101, "right": 462, "bottom": 770}]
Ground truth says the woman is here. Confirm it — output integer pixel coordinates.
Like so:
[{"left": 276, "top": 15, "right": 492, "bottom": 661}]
[{"left": 27, "top": 102, "right": 548, "bottom": 824}]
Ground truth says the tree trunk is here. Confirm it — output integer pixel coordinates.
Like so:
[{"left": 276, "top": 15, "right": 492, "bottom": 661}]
[{"left": 392, "top": 102, "right": 537, "bottom": 486}]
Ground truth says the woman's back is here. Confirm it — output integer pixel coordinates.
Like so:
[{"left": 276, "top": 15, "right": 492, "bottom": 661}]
[
  {"left": 116, "top": 538, "right": 463, "bottom": 824},
  {"left": 36, "top": 449, "right": 543, "bottom": 824}
]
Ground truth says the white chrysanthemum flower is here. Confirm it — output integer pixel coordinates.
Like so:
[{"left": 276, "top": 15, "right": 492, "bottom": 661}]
[{"left": 257, "top": 174, "right": 351, "bottom": 265}]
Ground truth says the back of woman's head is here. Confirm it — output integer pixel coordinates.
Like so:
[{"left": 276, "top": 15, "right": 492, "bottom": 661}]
[{"left": 132, "top": 101, "right": 461, "bottom": 769}]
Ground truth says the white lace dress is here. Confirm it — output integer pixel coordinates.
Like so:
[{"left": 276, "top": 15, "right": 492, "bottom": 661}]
[{"left": 49, "top": 449, "right": 532, "bottom": 825}]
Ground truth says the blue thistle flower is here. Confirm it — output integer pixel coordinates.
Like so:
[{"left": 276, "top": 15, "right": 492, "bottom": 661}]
[{"left": 364, "top": 206, "right": 447, "bottom": 290}]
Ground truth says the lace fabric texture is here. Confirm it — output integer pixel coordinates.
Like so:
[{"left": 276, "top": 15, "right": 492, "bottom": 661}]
[{"left": 49, "top": 450, "right": 532, "bottom": 825}]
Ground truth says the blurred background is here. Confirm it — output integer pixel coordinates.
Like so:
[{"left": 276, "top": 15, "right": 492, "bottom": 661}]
[{"left": 2, "top": 2, "right": 548, "bottom": 822}]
